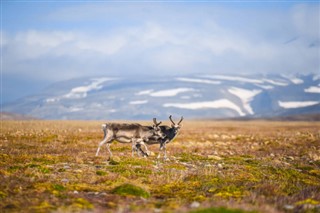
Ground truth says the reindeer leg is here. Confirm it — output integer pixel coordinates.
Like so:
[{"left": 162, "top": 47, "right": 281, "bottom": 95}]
[
  {"left": 138, "top": 145, "right": 148, "bottom": 157},
  {"left": 135, "top": 139, "right": 149, "bottom": 157},
  {"left": 140, "top": 141, "right": 150, "bottom": 157},
  {"left": 163, "top": 144, "right": 168, "bottom": 160},
  {"left": 106, "top": 143, "right": 113, "bottom": 159},
  {"left": 162, "top": 142, "right": 169, "bottom": 161},
  {"left": 96, "top": 135, "right": 108, "bottom": 156},
  {"left": 132, "top": 138, "right": 137, "bottom": 157},
  {"left": 157, "top": 143, "right": 162, "bottom": 159},
  {"left": 136, "top": 143, "right": 142, "bottom": 157}
]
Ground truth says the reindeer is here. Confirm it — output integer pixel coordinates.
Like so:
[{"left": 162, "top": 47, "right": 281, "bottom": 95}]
[
  {"left": 95, "top": 119, "right": 164, "bottom": 158},
  {"left": 135, "top": 115, "right": 183, "bottom": 160}
]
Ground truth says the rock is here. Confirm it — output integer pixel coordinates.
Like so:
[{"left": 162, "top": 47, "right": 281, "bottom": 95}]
[
  {"left": 217, "top": 164, "right": 224, "bottom": 169},
  {"left": 283, "top": 205, "right": 294, "bottom": 210},
  {"left": 61, "top": 178, "right": 69, "bottom": 183},
  {"left": 207, "top": 155, "right": 222, "bottom": 160},
  {"left": 287, "top": 156, "right": 295, "bottom": 161},
  {"left": 221, "top": 135, "right": 230, "bottom": 140},
  {"left": 73, "top": 190, "right": 79, "bottom": 194},
  {"left": 148, "top": 151, "right": 156, "bottom": 157},
  {"left": 213, "top": 134, "right": 219, "bottom": 138},
  {"left": 190, "top": 201, "right": 200, "bottom": 208},
  {"left": 109, "top": 156, "right": 121, "bottom": 165}
]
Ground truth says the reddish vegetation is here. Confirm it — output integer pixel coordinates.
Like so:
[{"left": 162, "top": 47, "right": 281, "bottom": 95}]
[{"left": 0, "top": 120, "right": 319, "bottom": 212}]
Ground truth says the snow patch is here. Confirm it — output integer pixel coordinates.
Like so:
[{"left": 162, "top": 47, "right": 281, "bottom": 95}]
[
  {"left": 150, "top": 88, "right": 195, "bottom": 97},
  {"left": 262, "top": 79, "right": 288, "bottom": 86},
  {"left": 163, "top": 99, "right": 246, "bottom": 116},
  {"left": 176, "top": 77, "right": 221, "bottom": 85},
  {"left": 304, "top": 86, "right": 320, "bottom": 93},
  {"left": 46, "top": 78, "right": 112, "bottom": 103},
  {"left": 129, "top": 100, "right": 148, "bottom": 105},
  {"left": 281, "top": 75, "right": 304, "bottom": 84},
  {"left": 203, "top": 75, "right": 263, "bottom": 84},
  {"left": 204, "top": 75, "right": 289, "bottom": 86},
  {"left": 228, "top": 87, "right": 261, "bottom": 115},
  {"left": 313, "top": 75, "right": 320, "bottom": 81},
  {"left": 278, "top": 101, "right": 319, "bottom": 109},
  {"left": 289, "top": 77, "right": 304, "bottom": 84},
  {"left": 255, "top": 84, "right": 274, "bottom": 90},
  {"left": 64, "top": 78, "right": 111, "bottom": 99}
]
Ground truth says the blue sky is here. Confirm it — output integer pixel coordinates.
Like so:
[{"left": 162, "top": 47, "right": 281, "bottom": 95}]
[{"left": 1, "top": 1, "right": 320, "bottom": 103}]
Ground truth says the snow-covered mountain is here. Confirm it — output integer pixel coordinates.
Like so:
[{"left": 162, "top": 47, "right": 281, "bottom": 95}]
[{"left": 3, "top": 73, "right": 320, "bottom": 120}]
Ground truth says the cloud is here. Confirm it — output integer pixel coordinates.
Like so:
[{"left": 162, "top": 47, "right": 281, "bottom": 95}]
[{"left": 2, "top": 2, "right": 319, "bottom": 81}]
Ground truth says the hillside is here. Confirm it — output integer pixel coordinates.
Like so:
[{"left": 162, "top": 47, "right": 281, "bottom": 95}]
[
  {"left": 0, "top": 112, "right": 38, "bottom": 120},
  {"left": 2, "top": 73, "right": 319, "bottom": 120}
]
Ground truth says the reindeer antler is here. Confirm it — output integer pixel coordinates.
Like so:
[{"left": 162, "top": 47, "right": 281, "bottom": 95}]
[
  {"left": 169, "top": 115, "right": 175, "bottom": 125},
  {"left": 169, "top": 115, "right": 184, "bottom": 125},
  {"left": 153, "top": 118, "right": 162, "bottom": 126},
  {"left": 178, "top": 116, "right": 184, "bottom": 125}
]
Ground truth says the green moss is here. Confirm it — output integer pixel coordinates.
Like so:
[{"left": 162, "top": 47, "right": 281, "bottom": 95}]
[
  {"left": 213, "top": 185, "right": 248, "bottom": 199},
  {"left": 31, "top": 201, "right": 55, "bottom": 211},
  {"left": 109, "top": 158, "right": 120, "bottom": 165},
  {"left": 96, "top": 170, "right": 107, "bottom": 176},
  {"left": 39, "top": 167, "right": 51, "bottom": 174},
  {"left": 40, "top": 134, "right": 58, "bottom": 143},
  {"left": 27, "top": 163, "right": 41, "bottom": 168},
  {"left": 69, "top": 183, "right": 104, "bottom": 192},
  {"left": 164, "top": 163, "right": 186, "bottom": 171},
  {"left": 120, "top": 157, "right": 152, "bottom": 167},
  {"left": 152, "top": 181, "right": 202, "bottom": 201},
  {"left": 134, "top": 167, "right": 152, "bottom": 177},
  {"left": 52, "top": 184, "right": 65, "bottom": 192},
  {"left": 295, "top": 198, "right": 320, "bottom": 205},
  {"left": 73, "top": 198, "right": 94, "bottom": 209},
  {"left": 112, "top": 183, "right": 150, "bottom": 198},
  {"left": 32, "top": 155, "right": 58, "bottom": 164},
  {"left": 309, "top": 169, "right": 320, "bottom": 178},
  {"left": 0, "top": 191, "right": 7, "bottom": 199},
  {"left": 176, "top": 153, "right": 207, "bottom": 162},
  {"left": 189, "top": 207, "right": 256, "bottom": 213}
]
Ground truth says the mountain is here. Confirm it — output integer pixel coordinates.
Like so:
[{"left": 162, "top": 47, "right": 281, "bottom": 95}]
[
  {"left": 2, "top": 73, "right": 320, "bottom": 120},
  {"left": 0, "top": 112, "right": 38, "bottom": 120}
]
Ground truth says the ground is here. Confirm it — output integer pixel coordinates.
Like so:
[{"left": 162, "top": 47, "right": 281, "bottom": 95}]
[{"left": 0, "top": 120, "right": 319, "bottom": 213}]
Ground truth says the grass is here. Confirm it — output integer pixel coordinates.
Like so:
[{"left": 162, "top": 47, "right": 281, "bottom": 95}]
[{"left": 0, "top": 120, "right": 320, "bottom": 212}]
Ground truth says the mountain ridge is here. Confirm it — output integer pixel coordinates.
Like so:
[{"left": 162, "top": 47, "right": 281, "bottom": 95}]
[{"left": 3, "top": 73, "right": 319, "bottom": 120}]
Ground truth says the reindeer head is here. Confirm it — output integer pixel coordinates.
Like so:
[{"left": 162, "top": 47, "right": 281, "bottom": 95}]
[
  {"left": 169, "top": 115, "right": 183, "bottom": 134},
  {"left": 152, "top": 118, "right": 165, "bottom": 138}
]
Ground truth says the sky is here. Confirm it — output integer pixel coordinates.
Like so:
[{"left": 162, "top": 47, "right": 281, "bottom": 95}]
[{"left": 1, "top": 1, "right": 320, "bottom": 103}]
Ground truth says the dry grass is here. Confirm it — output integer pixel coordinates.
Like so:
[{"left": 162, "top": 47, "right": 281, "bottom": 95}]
[{"left": 0, "top": 120, "right": 319, "bottom": 213}]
